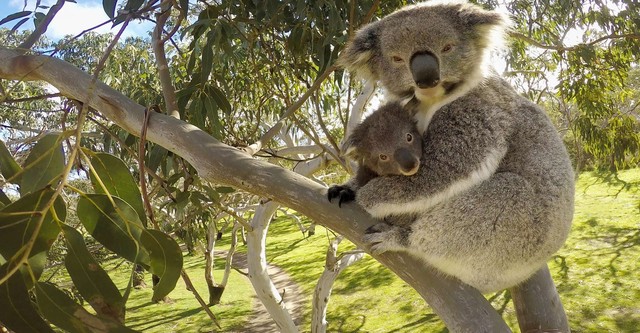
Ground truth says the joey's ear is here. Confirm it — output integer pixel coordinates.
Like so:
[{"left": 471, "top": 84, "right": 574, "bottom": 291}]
[
  {"left": 338, "top": 21, "right": 382, "bottom": 80},
  {"left": 342, "top": 139, "right": 361, "bottom": 160}
]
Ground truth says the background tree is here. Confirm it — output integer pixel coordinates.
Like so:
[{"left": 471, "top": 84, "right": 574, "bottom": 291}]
[{"left": 0, "top": 0, "right": 638, "bottom": 332}]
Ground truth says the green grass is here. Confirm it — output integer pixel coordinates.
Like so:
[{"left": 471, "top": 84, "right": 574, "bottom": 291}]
[
  {"left": 46, "top": 253, "right": 254, "bottom": 332},
  {"left": 46, "top": 169, "right": 640, "bottom": 332}
]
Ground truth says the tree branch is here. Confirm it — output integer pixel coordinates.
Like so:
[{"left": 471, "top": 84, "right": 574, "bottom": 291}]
[
  {"left": 0, "top": 47, "right": 512, "bottom": 332},
  {"left": 509, "top": 31, "right": 640, "bottom": 52},
  {"left": 153, "top": 0, "right": 180, "bottom": 119}
]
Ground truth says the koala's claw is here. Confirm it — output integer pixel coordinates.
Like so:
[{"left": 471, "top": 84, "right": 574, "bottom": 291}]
[
  {"left": 327, "top": 185, "right": 356, "bottom": 207},
  {"left": 363, "top": 223, "right": 402, "bottom": 255}
]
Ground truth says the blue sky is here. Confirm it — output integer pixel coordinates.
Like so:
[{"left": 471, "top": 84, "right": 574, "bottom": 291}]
[{"left": 0, "top": 0, "right": 152, "bottom": 40}]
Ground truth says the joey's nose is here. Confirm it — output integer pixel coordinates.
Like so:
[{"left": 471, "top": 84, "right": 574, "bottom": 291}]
[
  {"left": 394, "top": 149, "right": 420, "bottom": 175},
  {"left": 410, "top": 52, "right": 440, "bottom": 89}
]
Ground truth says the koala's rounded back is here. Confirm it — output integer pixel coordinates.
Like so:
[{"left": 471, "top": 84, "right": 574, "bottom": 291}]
[{"left": 346, "top": 102, "right": 422, "bottom": 177}]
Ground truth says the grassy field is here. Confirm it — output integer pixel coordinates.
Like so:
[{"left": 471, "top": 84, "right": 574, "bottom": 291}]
[{"left": 46, "top": 169, "right": 639, "bottom": 332}]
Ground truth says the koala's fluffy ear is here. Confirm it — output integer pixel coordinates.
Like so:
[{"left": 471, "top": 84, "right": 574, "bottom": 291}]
[
  {"left": 456, "top": 3, "right": 506, "bottom": 28},
  {"left": 342, "top": 139, "right": 360, "bottom": 160},
  {"left": 338, "top": 21, "right": 382, "bottom": 80}
]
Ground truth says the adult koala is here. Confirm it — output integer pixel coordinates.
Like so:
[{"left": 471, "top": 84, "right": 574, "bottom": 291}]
[{"left": 336, "top": 0, "right": 574, "bottom": 293}]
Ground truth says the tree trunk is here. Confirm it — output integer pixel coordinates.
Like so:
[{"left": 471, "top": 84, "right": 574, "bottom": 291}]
[{"left": 511, "top": 266, "right": 570, "bottom": 333}]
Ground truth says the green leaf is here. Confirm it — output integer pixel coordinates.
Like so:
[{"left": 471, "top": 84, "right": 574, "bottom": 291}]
[
  {"left": 11, "top": 16, "right": 29, "bottom": 32},
  {"left": 0, "top": 139, "right": 22, "bottom": 183},
  {"left": 0, "top": 11, "right": 31, "bottom": 25},
  {"left": 0, "top": 264, "right": 55, "bottom": 333},
  {"left": 21, "top": 134, "right": 65, "bottom": 196},
  {"left": 77, "top": 194, "right": 149, "bottom": 266},
  {"left": 90, "top": 153, "right": 146, "bottom": 225},
  {"left": 0, "top": 188, "right": 11, "bottom": 206},
  {"left": 124, "top": 0, "right": 144, "bottom": 12},
  {"left": 63, "top": 225, "right": 125, "bottom": 322},
  {"left": 147, "top": 145, "right": 168, "bottom": 174},
  {"left": 0, "top": 188, "right": 65, "bottom": 284},
  {"left": 208, "top": 84, "right": 232, "bottom": 115},
  {"left": 179, "top": 0, "right": 189, "bottom": 15},
  {"left": 103, "top": 0, "right": 117, "bottom": 18},
  {"left": 33, "top": 11, "right": 45, "bottom": 28},
  {"left": 35, "top": 282, "right": 140, "bottom": 333},
  {"left": 140, "top": 230, "right": 183, "bottom": 302}
]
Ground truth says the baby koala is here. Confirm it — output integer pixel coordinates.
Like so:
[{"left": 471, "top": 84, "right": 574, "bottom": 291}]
[{"left": 328, "top": 101, "right": 422, "bottom": 207}]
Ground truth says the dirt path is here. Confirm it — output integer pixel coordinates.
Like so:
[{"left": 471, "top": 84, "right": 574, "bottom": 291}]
[{"left": 230, "top": 253, "right": 306, "bottom": 332}]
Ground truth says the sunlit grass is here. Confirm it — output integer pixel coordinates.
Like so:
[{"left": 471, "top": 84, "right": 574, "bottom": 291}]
[{"left": 46, "top": 253, "right": 254, "bottom": 332}]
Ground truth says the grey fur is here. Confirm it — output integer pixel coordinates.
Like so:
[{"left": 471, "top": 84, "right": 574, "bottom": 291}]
[{"left": 337, "top": 0, "right": 574, "bottom": 293}]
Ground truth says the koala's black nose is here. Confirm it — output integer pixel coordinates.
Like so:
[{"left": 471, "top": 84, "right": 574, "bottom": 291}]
[{"left": 410, "top": 52, "right": 440, "bottom": 89}]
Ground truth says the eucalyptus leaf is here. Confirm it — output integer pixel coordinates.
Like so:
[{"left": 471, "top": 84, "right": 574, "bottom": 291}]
[
  {"left": 63, "top": 225, "right": 125, "bottom": 322},
  {"left": 0, "top": 188, "right": 65, "bottom": 283},
  {"left": 0, "top": 264, "right": 55, "bottom": 333},
  {"left": 0, "top": 140, "right": 22, "bottom": 183},
  {"left": 102, "top": 0, "right": 117, "bottom": 18},
  {"left": 0, "top": 10, "right": 31, "bottom": 25},
  {"left": 21, "top": 134, "right": 65, "bottom": 196},
  {"left": 35, "top": 282, "right": 140, "bottom": 333},
  {"left": 90, "top": 153, "right": 146, "bottom": 225},
  {"left": 77, "top": 194, "right": 149, "bottom": 267},
  {"left": 140, "top": 229, "right": 183, "bottom": 302}
]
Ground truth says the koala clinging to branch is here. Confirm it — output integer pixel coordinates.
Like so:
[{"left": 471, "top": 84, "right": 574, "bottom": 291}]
[
  {"left": 334, "top": 0, "right": 575, "bottom": 293},
  {"left": 328, "top": 101, "right": 422, "bottom": 207}
]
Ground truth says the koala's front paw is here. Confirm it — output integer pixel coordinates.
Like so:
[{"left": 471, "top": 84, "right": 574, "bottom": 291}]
[
  {"left": 327, "top": 185, "right": 356, "bottom": 207},
  {"left": 363, "top": 223, "right": 405, "bottom": 255}
]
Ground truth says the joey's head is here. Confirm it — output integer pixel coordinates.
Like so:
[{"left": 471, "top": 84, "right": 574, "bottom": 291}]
[
  {"left": 339, "top": 0, "right": 507, "bottom": 104},
  {"left": 344, "top": 102, "right": 422, "bottom": 177}
]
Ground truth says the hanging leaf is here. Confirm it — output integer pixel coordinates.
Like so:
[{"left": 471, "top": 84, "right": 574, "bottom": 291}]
[
  {"left": 11, "top": 16, "right": 30, "bottom": 32},
  {"left": 0, "top": 188, "right": 11, "bottom": 206},
  {"left": 77, "top": 194, "right": 149, "bottom": 267},
  {"left": 179, "top": 0, "right": 189, "bottom": 16},
  {"left": 0, "top": 264, "right": 55, "bottom": 333},
  {"left": 90, "top": 153, "right": 146, "bottom": 225},
  {"left": 0, "top": 140, "right": 22, "bottom": 183},
  {"left": 0, "top": 188, "right": 65, "bottom": 284},
  {"left": 63, "top": 225, "right": 125, "bottom": 322},
  {"left": 124, "top": 0, "right": 144, "bottom": 12},
  {"left": 21, "top": 134, "right": 65, "bottom": 196},
  {"left": 35, "top": 282, "right": 140, "bottom": 333},
  {"left": 103, "top": 0, "right": 117, "bottom": 18},
  {"left": 208, "top": 84, "right": 232, "bottom": 116},
  {"left": 140, "top": 229, "right": 183, "bottom": 302},
  {"left": 33, "top": 12, "right": 45, "bottom": 28},
  {"left": 0, "top": 11, "right": 31, "bottom": 25}
]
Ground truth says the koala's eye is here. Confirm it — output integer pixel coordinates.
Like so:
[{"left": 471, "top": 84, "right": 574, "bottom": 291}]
[
  {"left": 379, "top": 154, "right": 388, "bottom": 161},
  {"left": 442, "top": 44, "right": 454, "bottom": 53},
  {"left": 391, "top": 56, "right": 404, "bottom": 63},
  {"left": 406, "top": 133, "right": 413, "bottom": 142}
]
